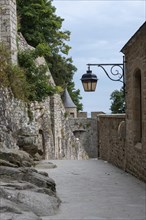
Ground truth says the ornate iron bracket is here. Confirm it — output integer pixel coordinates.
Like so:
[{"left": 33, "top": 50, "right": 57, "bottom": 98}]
[{"left": 87, "top": 56, "right": 126, "bottom": 89}]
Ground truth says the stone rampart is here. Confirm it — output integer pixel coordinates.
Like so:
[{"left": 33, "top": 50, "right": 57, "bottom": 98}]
[
  {"left": 0, "top": 86, "right": 82, "bottom": 160},
  {"left": 69, "top": 118, "right": 98, "bottom": 158},
  {"left": 98, "top": 114, "right": 126, "bottom": 170},
  {"left": 77, "top": 112, "right": 87, "bottom": 118}
]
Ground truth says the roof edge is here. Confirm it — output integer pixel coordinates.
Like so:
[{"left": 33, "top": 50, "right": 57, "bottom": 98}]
[{"left": 121, "top": 21, "right": 146, "bottom": 53}]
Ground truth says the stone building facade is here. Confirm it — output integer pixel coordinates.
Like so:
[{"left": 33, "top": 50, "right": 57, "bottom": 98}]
[
  {"left": 121, "top": 22, "right": 146, "bottom": 181},
  {"left": 98, "top": 22, "right": 146, "bottom": 182}
]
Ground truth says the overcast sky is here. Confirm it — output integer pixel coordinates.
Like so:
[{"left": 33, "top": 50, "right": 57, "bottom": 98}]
[{"left": 52, "top": 0, "right": 146, "bottom": 114}]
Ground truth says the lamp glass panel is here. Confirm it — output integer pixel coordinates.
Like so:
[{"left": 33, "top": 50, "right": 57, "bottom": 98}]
[
  {"left": 82, "top": 80, "right": 96, "bottom": 91},
  {"left": 91, "top": 81, "right": 97, "bottom": 91},
  {"left": 82, "top": 81, "right": 90, "bottom": 91}
]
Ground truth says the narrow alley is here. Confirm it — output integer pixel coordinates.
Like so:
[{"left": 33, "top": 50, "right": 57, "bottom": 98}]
[{"left": 39, "top": 159, "right": 146, "bottom": 220}]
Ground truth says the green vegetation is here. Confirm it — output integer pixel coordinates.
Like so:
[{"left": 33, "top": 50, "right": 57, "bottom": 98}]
[
  {"left": 16, "top": 0, "right": 83, "bottom": 111},
  {"left": 0, "top": 43, "right": 29, "bottom": 101},
  {"left": 0, "top": 43, "right": 58, "bottom": 102},
  {"left": 18, "top": 49, "right": 58, "bottom": 102},
  {"left": 110, "top": 88, "right": 125, "bottom": 113},
  {"left": 64, "top": 112, "right": 69, "bottom": 118}
]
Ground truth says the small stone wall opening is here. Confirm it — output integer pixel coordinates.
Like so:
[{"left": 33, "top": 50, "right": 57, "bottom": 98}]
[{"left": 70, "top": 113, "right": 75, "bottom": 118}]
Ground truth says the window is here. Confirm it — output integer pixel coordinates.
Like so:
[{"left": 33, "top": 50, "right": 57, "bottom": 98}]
[{"left": 70, "top": 113, "right": 75, "bottom": 118}]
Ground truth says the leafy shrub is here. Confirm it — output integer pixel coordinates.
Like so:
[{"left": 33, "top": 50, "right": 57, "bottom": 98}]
[
  {"left": 0, "top": 43, "right": 60, "bottom": 102},
  {"left": 0, "top": 43, "right": 28, "bottom": 100},
  {"left": 18, "top": 49, "right": 59, "bottom": 101}
]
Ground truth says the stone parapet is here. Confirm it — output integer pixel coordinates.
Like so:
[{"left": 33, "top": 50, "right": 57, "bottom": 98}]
[
  {"left": 77, "top": 112, "right": 87, "bottom": 118},
  {"left": 91, "top": 111, "right": 105, "bottom": 118},
  {"left": 98, "top": 114, "right": 126, "bottom": 169},
  {"left": 69, "top": 118, "right": 98, "bottom": 158}
]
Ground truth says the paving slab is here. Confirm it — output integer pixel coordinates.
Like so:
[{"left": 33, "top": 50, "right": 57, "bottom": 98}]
[{"left": 38, "top": 159, "right": 146, "bottom": 220}]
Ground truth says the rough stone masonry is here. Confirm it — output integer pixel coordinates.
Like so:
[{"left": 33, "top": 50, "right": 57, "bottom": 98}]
[{"left": 0, "top": 0, "right": 17, "bottom": 63}]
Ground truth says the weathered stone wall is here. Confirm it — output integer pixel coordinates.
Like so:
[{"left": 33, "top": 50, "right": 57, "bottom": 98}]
[
  {"left": 98, "top": 114, "right": 126, "bottom": 170},
  {"left": 0, "top": 0, "right": 17, "bottom": 63},
  {"left": 34, "top": 57, "right": 81, "bottom": 159},
  {"left": 0, "top": 88, "right": 26, "bottom": 150},
  {"left": 66, "top": 107, "right": 77, "bottom": 118},
  {"left": 0, "top": 85, "right": 81, "bottom": 160},
  {"left": 69, "top": 118, "right": 98, "bottom": 158},
  {"left": 0, "top": 0, "right": 82, "bottom": 161},
  {"left": 0, "top": 87, "right": 52, "bottom": 157},
  {"left": 122, "top": 22, "right": 146, "bottom": 182},
  {"left": 77, "top": 112, "right": 87, "bottom": 118}
]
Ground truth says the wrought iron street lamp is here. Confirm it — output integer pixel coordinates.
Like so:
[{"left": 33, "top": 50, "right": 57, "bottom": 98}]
[
  {"left": 81, "top": 67, "right": 98, "bottom": 92},
  {"left": 81, "top": 56, "right": 126, "bottom": 92}
]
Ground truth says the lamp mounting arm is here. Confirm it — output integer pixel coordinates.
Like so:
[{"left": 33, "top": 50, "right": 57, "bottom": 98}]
[
  {"left": 87, "top": 56, "right": 126, "bottom": 89},
  {"left": 87, "top": 63, "right": 125, "bottom": 85},
  {"left": 81, "top": 56, "right": 126, "bottom": 92}
]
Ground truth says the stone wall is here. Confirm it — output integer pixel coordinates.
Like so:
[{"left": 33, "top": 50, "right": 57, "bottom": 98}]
[
  {"left": 0, "top": 87, "right": 52, "bottom": 157},
  {"left": 69, "top": 118, "right": 98, "bottom": 158},
  {"left": 34, "top": 57, "right": 82, "bottom": 160},
  {"left": 0, "top": 0, "right": 17, "bottom": 63},
  {"left": 0, "top": 88, "right": 27, "bottom": 150},
  {"left": 0, "top": 85, "right": 82, "bottom": 160},
  {"left": 98, "top": 114, "right": 126, "bottom": 170},
  {"left": 0, "top": 46, "right": 81, "bottom": 160},
  {"left": 121, "top": 22, "right": 146, "bottom": 182},
  {"left": 0, "top": 0, "right": 83, "bottom": 161},
  {"left": 77, "top": 112, "right": 87, "bottom": 118}
]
